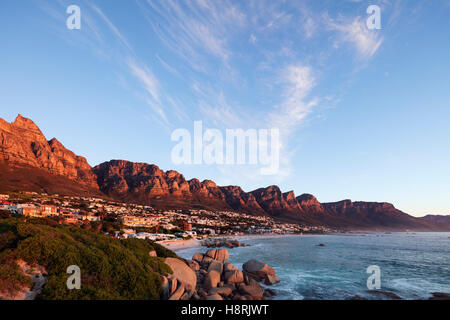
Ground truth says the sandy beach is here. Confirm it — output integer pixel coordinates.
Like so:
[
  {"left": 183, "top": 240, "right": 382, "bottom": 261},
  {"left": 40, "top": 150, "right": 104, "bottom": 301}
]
[{"left": 157, "top": 238, "right": 202, "bottom": 252}]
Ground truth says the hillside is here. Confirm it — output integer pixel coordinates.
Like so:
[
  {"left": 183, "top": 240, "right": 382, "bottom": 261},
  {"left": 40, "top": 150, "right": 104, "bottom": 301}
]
[{"left": 0, "top": 216, "right": 177, "bottom": 300}]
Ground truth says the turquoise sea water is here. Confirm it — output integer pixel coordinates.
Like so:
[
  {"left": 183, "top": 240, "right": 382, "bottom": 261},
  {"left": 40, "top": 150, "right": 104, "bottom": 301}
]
[{"left": 177, "top": 233, "right": 450, "bottom": 300}]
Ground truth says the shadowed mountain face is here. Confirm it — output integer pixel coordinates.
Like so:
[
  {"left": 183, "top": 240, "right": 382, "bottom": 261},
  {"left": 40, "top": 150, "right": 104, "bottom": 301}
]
[
  {"left": 0, "top": 115, "right": 448, "bottom": 231},
  {"left": 421, "top": 215, "right": 450, "bottom": 227}
]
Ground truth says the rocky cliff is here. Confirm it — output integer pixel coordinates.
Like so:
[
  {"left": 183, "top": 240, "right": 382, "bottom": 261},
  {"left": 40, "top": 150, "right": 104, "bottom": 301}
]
[
  {"left": 0, "top": 114, "right": 98, "bottom": 191},
  {"left": 92, "top": 160, "right": 447, "bottom": 230},
  {"left": 1, "top": 114, "right": 448, "bottom": 231}
]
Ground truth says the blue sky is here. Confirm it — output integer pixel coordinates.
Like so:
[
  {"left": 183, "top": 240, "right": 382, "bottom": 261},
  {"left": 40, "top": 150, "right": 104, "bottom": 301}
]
[{"left": 1, "top": 0, "right": 449, "bottom": 216}]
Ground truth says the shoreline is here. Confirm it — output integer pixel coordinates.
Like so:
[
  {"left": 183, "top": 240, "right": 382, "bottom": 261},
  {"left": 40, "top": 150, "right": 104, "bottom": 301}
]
[
  {"left": 158, "top": 233, "right": 319, "bottom": 253},
  {"left": 158, "top": 231, "right": 447, "bottom": 253},
  {"left": 157, "top": 238, "right": 202, "bottom": 252}
]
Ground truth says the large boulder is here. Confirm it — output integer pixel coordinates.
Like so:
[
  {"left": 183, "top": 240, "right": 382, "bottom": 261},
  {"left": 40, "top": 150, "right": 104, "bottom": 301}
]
[
  {"left": 186, "top": 260, "right": 200, "bottom": 271},
  {"left": 209, "top": 286, "right": 233, "bottom": 297},
  {"left": 207, "top": 260, "right": 223, "bottom": 274},
  {"left": 204, "top": 249, "right": 229, "bottom": 263},
  {"left": 203, "top": 270, "right": 221, "bottom": 290},
  {"left": 264, "top": 274, "right": 280, "bottom": 285},
  {"left": 164, "top": 258, "right": 197, "bottom": 294},
  {"left": 192, "top": 253, "right": 204, "bottom": 263},
  {"left": 205, "top": 249, "right": 217, "bottom": 259},
  {"left": 168, "top": 282, "right": 185, "bottom": 300},
  {"left": 243, "top": 259, "right": 275, "bottom": 281},
  {"left": 224, "top": 270, "right": 244, "bottom": 284},
  {"left": 239, "top": 282, "right": 263, "bottom": 300},
  {"left": 168, "top": 276, "right": 178, "bottom": 295},
  {"left": 224, "top": 263, "right": 239, "bottom": 272},
  {"left": 215, "top": 249, "right": 229, "bottom": 263}
]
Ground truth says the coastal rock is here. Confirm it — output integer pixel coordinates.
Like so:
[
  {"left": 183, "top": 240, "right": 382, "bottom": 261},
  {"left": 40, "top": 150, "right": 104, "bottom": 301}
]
[
  {"left": 205, "top": 249, "right": 217, "bottom": 259},
  {"left": 366, "top": 290, "right": 402, "bottom": 300},
  {"left": 215, "top": 249, "right": 230, "bottom": 263},
  {"left": 242, "top": 259, "right": 276, "bottom": 281},
  {"left": 186, "top": 260, "right": 200, "bottom": 271},
  {"left": 203, "top": 270, "right": 221, "bottom": 290},
  {"left": 192, "top": 253, "right": 204, "bottom": 263},
  {"left": 180, "top": 292, "right": 189, "bottom": 300},
  {"left": 205, "top": 294, "right": 223, "bottom": 300},
  {"left": 168, "top": 276, "right": 178, "bottom": 295},
  {"left": 207, "top": 260, "right": 223, "bottom": 274},
  {"left": 263, "top": 289, "right": 277, "bottom": 297},
  {"left": 168, "top": 282, "right": 185, "bottom": 300},
  {"left": 160, "top": 276, "right": 170, "bottom": 299},
  {"left": 202, "top": 256, "right": 213, "bottom": 264},
  {"left": 429, "top": 292, "right": 450, "bottom": 300},
  {"left": 204, "top": 248, "right": 229, "bottom": 263},
  {"left": 224, "top": 262, "right": 239, "bottom": 272},
  {"left": 239, "top": 282, "right": 264, "bottom": 300},
  {"left": 264, "top": 274, "right": 280, "bottom": 285},
  {"left": 202, "top": 238, "right": 247, "bottom": 248},
  {"left": 350, "top": 295, "right": 368, "bottom": 300},
  {"left": 209, "top": 286, "right": 233, "bottom": 297},
  {"left": 224, "top": 270, "right": 244, "bottom": 284},
  {"left": 164, "top": 258, "right": 197, "bottom": 295}
]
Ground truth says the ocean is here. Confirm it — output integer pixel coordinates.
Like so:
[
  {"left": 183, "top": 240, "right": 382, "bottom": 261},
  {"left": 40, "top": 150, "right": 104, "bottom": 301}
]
[{"left": 177, "top": 232, "right": 450, "bottom": 300}]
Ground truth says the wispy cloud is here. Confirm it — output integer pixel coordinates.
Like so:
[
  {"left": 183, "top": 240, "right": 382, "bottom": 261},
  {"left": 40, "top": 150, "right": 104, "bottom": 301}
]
[
  {"left": 325, "top": 14, "right": 384, "bottom": 60},
  {"left": 127, "top": 59, "right": 160, "bottom": 103},
  {"left": 155, "top": 54, "right": 179, "bottom": 76},
  {"left": 273, "top": 64, "right": 318, "bottom": 131},
  {"left": 267, "top": 64, "right": 319, "bottom": 177},
  {"left": 90, "top": 4, "right": 133, "bottom": 52},
  {"left": 141, "top": 0, "right": 245, "bottom": 70}
]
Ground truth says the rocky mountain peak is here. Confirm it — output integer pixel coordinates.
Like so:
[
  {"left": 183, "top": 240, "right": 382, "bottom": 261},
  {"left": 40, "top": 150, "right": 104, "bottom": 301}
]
[{"left": 0, "top": 114, "right": 97, "bottom": 188}]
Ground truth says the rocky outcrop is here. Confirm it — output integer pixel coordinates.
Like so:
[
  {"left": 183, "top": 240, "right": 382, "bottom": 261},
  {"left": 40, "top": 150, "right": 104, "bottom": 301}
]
[
  {"left": 428, "top": 292, "right": 450, "bottom": 300},
  {"left": 0, "top": 260, "right": 47, "bottom": 300},
  {"left": 184, "top": 249, "right": 279, "bottom": 301},
  {"left": 242, "top": 259, "right": 277, "bottom": 281},
  {"left": 93, "top": 160, "right": 231, "bottom": 210},
  {"left": 202, "top": 238, "right": 247, "bottom": 248},
  {"left": 366, "top": 290, "right": 402, "bottom": 300},
  {"left": 163, "top": 258, "right": 197, "bottom": 300},
  {"left": 250, "top": 186, "right": 303, "bottom": 219},
  {"left": 0, "top": 115, "right": 98, "bottom": 189},
  {"left": 297, "top": 193, "right": 323, "bottom": 213}
]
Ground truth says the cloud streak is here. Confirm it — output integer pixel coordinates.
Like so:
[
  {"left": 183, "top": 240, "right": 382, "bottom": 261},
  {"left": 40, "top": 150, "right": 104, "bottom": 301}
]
[{"left": 325, "top": 14, "right": 384, "bottom": 60}]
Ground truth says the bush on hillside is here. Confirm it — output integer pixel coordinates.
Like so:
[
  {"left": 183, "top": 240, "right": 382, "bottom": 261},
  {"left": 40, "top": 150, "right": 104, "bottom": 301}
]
[{"left": 0, "top": 217, "right": 177, "bottom": 300}]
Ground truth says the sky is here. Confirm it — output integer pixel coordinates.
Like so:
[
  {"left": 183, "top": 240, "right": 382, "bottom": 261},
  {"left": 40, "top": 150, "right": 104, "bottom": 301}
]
[{"left": 0, "top": 0, "right": 449, "bottom": 216}]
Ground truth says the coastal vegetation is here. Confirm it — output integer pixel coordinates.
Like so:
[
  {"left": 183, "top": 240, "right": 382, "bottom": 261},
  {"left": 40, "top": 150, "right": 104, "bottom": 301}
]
[{"left": 0, "top": 216, "right": 177, "bottom": 300}]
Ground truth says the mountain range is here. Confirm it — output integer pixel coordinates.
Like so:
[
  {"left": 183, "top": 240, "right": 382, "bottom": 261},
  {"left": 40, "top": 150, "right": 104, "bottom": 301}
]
[{"left": 1, "top": 114, "right": 449, "bottom": 231}]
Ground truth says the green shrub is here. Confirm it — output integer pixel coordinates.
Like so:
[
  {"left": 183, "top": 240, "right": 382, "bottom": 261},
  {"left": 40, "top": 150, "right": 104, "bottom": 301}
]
[{"left": 0, "top": 217, "right": 178, "bottom": 300}]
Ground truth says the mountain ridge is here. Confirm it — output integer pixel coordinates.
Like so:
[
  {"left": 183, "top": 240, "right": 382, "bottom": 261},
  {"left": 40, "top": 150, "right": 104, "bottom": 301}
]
[{"left": 1, "top": 114, "right": 449, "bottom": 231}]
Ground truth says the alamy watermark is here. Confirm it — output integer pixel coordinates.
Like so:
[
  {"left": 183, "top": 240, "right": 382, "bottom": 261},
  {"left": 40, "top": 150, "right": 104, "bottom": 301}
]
[
  {"left": 366, "top": 265, "right": 381, "bottom": 290},
  {"left": 66, "top": 5, "right": 81, "bottom": 30},
  {"left": 171, "top": 121, "right": 281, "bottom": 175},
  {"left": 366, "top": 5, "right": 381, "bottom": 30},
  {"left": 66, "top": 265, "right": 81, "bottom": 290}
]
